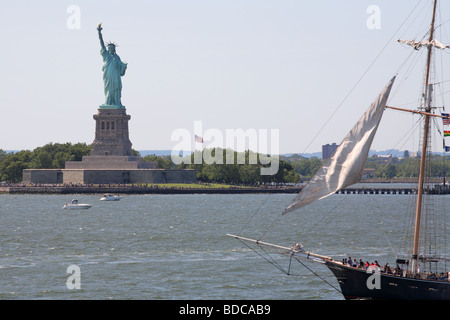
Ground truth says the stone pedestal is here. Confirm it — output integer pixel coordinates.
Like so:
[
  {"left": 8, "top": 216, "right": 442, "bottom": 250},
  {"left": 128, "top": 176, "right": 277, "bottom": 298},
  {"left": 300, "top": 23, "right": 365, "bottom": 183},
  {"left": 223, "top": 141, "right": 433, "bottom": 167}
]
[
  {"left": 91, "top": 107, "right": 132, "bottom": 156},
  {"left": 64, "top": 106, "right": 157, "bottom": 171}
]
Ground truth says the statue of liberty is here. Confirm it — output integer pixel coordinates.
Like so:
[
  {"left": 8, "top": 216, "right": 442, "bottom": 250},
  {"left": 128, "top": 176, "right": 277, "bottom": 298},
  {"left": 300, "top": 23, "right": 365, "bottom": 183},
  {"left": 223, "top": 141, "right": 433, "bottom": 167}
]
[{"left": 97, "top": 24, "right": 127, "bottom": 108}]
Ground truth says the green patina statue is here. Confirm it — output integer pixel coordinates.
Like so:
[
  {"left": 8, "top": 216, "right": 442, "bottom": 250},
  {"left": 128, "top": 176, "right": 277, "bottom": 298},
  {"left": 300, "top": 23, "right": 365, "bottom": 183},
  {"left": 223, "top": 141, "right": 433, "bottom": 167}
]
[{"left": 97, "top": 23, "right": 127, "bottom": 109}]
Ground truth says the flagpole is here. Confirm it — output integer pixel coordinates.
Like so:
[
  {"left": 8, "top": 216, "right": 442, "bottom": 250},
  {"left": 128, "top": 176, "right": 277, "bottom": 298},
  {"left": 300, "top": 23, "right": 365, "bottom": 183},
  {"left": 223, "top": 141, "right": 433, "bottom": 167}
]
[{"left": 194, "top": 121, "right": 204, "bottom": 164}]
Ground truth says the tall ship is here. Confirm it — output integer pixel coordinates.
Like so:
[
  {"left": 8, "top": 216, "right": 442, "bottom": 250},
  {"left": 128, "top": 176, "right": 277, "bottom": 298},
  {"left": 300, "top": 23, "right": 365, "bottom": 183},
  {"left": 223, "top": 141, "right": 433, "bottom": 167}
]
[{"left": 229, "top": 0, "right": 450, "bottom": 299}]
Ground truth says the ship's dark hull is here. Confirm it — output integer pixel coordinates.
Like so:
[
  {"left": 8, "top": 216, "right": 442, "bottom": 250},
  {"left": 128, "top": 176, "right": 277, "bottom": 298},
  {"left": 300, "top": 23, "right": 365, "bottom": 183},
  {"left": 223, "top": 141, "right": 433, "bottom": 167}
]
[{"left": 325, "top": 260, "right": 450, "bottom": 300}]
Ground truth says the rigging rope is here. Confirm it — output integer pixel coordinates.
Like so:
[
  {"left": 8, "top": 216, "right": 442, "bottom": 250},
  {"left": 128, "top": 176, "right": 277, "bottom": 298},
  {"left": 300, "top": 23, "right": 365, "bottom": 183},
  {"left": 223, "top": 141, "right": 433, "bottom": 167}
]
[
  {"left": 301, "top": 0, "right": 424, "bottom": 155},
  {"left": 237, "top": 237, "right": 343, "bottom": 294},
  {"left": 293, "top": 257, "right": 342, "bottom": 294},
  {"left": 258, "top": 211, "right": 285, "bottom": 241},
  {"left": 237, "top": 194, "right": 272, "bottom": 236},
  {"left": 236, "top": 237, "right": 288, "bottom": 275}
]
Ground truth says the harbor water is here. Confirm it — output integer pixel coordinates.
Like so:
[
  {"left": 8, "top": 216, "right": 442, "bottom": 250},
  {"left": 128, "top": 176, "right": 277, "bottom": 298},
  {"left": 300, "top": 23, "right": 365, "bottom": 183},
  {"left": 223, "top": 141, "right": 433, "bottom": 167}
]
[{"left": 0, "top": 189, "right": 448, "bottom": 300}]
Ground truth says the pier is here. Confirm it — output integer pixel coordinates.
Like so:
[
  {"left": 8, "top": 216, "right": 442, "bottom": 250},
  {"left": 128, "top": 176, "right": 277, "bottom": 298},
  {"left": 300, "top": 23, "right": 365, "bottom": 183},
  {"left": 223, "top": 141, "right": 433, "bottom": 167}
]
[
  {"left": 338, "top": 185, "right": 450, "bottom": 195},
  {"left": 337, "top": 187, "right": 417, "bottom": 195}
]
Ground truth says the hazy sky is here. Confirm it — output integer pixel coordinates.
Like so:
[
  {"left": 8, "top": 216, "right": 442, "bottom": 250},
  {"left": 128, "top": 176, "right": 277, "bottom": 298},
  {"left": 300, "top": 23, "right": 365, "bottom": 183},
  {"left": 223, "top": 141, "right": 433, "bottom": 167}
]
[{"left": 1, "top": 0, "right": 449, "bottom": 154}]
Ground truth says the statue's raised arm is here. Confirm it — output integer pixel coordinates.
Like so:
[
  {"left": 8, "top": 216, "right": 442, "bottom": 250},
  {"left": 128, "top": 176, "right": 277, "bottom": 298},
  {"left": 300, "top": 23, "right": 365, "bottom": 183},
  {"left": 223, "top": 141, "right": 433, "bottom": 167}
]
[{"left": 97, "top": 23, "right": 106, "bottom": 50}]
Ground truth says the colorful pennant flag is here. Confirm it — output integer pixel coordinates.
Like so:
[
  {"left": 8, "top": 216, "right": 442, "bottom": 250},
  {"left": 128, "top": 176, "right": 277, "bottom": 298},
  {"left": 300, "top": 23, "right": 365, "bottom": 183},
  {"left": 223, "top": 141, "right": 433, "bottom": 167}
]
[
  {"left": 442, "top": 113, "right": 450, "bottom": 125},
  {"left": 445, "top": 131, "right": 450, "bottom": 137}
]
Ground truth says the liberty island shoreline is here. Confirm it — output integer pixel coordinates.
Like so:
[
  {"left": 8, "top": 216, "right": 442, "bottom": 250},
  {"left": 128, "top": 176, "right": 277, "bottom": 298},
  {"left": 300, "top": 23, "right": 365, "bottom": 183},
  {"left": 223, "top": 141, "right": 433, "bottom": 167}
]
[
  {"left": 0, "top": 184, "right": 303, "bottom": 195},
  {"left": 0, "top": 179, "right": 444, "bottom": 195}
]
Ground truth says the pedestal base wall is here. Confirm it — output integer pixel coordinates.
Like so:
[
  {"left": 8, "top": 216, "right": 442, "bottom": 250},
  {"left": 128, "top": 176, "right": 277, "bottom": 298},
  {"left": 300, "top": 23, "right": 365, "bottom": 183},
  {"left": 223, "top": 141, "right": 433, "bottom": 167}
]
[{"left": 22, "top": 169, "right": 196, "bottom": 185}]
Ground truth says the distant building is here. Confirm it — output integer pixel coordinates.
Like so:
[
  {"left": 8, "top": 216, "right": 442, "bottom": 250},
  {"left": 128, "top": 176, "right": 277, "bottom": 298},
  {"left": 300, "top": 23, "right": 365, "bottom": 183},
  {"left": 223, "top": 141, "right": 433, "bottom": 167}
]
[
  {"left": 371, "top": 154, "right": 392, "bottom": 162},
  {"left": 322, "top": 143, "right": 339, "bottom": 160}
]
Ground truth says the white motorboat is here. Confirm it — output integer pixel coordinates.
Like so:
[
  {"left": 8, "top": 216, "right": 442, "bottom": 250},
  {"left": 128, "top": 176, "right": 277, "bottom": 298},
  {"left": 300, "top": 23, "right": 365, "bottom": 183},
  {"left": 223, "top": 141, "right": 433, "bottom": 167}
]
[
  {"left": 63, "top": 199, "right": 92, "bottom": 210},
  {"left": 99, "top": 194, "right": 121, "bottom": 201}
]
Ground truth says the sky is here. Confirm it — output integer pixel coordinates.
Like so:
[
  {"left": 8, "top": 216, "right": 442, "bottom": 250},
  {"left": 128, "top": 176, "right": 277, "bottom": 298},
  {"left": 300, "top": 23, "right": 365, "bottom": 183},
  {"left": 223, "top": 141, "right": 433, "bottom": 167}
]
[{"left": 1, "top": 0, "right": 450, "bottom": 155}]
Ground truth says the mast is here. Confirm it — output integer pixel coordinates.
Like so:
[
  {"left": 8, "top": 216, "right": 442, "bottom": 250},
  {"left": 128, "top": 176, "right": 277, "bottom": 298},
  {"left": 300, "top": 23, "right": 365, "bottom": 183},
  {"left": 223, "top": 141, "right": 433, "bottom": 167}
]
[{"left": 412, "top": 0, "right": 437, "bottom": 274}]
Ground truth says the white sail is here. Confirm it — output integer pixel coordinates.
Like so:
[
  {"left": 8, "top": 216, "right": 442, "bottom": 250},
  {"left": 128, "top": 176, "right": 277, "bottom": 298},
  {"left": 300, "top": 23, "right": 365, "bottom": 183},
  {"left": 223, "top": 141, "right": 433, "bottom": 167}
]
[{"left": 283, "top": 77, "right": 396, "bottom": 215}]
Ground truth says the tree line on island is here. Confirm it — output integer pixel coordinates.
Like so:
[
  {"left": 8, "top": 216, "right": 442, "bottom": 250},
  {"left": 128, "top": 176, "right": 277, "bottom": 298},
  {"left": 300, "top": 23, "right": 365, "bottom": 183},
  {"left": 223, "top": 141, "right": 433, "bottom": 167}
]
[{"left": 1, "top": 142, "right": 449, "bottom": 184}]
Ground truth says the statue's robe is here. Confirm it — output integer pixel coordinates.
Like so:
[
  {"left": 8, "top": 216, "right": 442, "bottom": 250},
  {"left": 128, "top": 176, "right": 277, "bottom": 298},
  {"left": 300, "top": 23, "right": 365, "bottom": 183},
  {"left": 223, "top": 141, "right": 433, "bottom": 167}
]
[{"left": 101, "top": 47, "right": 127, "bottom": 107}]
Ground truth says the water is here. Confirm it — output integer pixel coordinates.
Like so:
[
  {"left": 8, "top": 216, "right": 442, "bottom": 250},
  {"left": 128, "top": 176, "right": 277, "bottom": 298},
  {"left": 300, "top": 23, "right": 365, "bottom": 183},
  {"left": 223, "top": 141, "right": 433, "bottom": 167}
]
[{"left": 0, "top": 191, "right": 448, "bottom": 300}]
